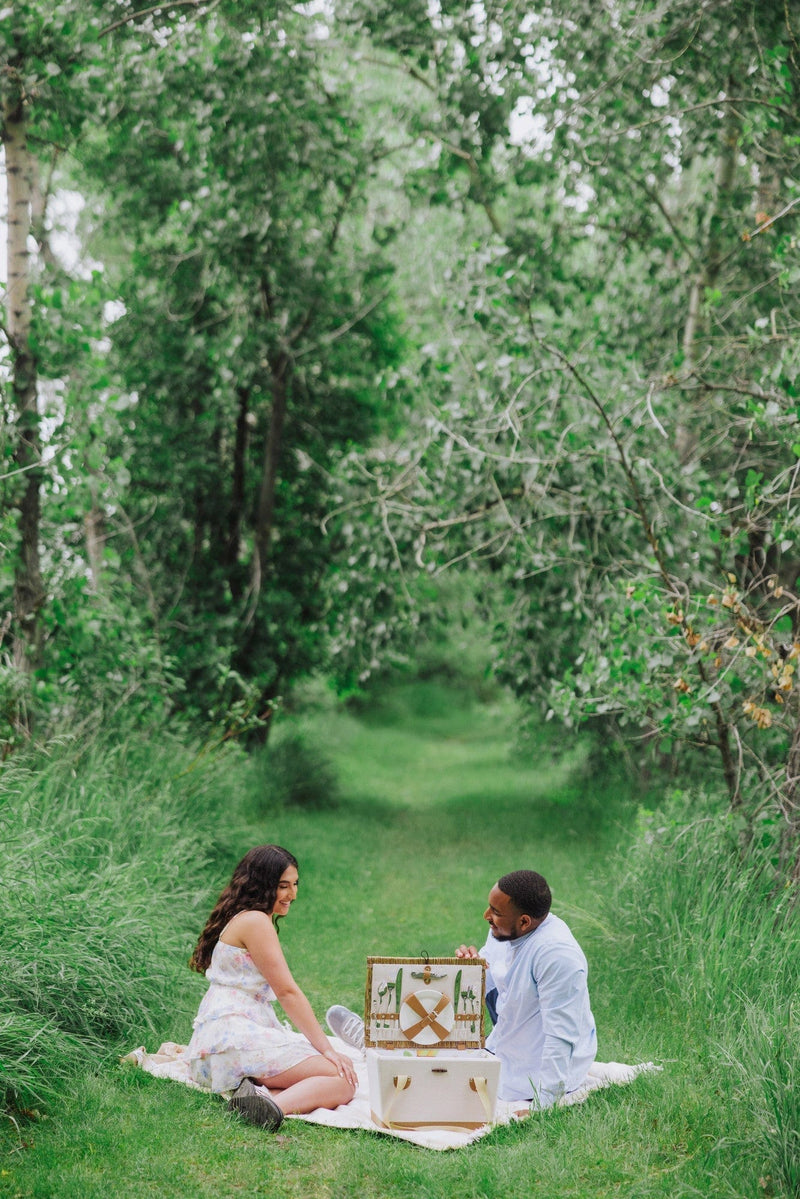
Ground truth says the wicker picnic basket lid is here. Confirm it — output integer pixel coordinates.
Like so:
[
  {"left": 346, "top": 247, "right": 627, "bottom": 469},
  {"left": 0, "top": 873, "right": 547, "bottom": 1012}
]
[{"left": 364, "top": 956, "right": 487, "bottom": 1050}]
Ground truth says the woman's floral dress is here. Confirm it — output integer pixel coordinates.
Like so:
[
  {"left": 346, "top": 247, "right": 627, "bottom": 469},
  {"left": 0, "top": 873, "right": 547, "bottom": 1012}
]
[{"left": 186, "top": 940, "right": 317, "bottom": 1092}]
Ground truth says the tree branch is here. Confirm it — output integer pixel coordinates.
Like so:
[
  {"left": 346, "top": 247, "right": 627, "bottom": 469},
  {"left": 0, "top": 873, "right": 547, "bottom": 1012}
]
[
  {"left": 419, "top": 131, "right": 504, "bottom": 238},
  {"left": 294, "top": 290, "right": 392, "bottom": 358},
  {"left": 741, "top": 195, "right": 800, "bottom": 241},
  {"left": 357, "top": 55, "right": 437, "bottom": 94},
  {"left": 98, "top": 0, "right": 219, "bottom": 38},
  {"left": 531, "top": 325, "right": 743, "bottom": 805},
  {"left": 631, "top": 175, "right": 701, "bottom": 267}
]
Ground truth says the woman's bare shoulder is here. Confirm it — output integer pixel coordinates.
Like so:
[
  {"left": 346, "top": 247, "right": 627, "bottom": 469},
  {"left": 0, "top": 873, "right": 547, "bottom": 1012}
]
[{"left": 219, "top": 909, "right": 274, "bottom": 946}]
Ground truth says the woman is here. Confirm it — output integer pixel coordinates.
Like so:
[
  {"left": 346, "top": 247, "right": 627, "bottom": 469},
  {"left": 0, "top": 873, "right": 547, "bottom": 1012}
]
[{"left": 186, "top": 844, "right": 357, "bottom": 1130}]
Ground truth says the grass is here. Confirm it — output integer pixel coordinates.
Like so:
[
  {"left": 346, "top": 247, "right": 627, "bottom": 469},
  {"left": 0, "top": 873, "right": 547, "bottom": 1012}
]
[{"left": 1, "top": 682, "right": 796, "bottom": 1197}]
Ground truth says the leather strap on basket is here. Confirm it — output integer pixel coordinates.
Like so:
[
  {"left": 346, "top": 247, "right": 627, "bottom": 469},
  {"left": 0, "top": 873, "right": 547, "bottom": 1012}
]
[
  {"left": 384, "top": 1074, "right": 411, "bottom": 1127},
  {"left": 403, "top": 992, "right": 451, "bottom": 1042},
  {"left": 469, "top": 1076, "right": 493, "bottom": 1124}
]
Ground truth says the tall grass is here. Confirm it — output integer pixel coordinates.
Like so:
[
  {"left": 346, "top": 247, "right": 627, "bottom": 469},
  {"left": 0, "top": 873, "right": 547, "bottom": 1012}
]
[
  {"left": 0, "top": 724, "right": 258, "bottom": 1111},
  {"left": 602, "top": 794, "right": 800, "bottom": 1197}
]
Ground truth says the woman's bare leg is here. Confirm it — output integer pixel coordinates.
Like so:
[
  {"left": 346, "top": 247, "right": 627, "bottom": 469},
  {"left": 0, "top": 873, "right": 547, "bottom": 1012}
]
[{"left": 256, "top": 1055, "right": 356, "bottom": 1115}]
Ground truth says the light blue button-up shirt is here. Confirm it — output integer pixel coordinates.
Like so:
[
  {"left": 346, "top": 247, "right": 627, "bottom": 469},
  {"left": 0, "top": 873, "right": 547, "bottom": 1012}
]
[{"left": 482, "top": 912, "right": 597, "bottom": 1105}]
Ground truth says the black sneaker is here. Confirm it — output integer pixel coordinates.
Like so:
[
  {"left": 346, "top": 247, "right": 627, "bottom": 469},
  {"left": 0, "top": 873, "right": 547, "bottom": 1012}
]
[{"left": 227, "top": 1078, "right": 284, "bottom": 1131}]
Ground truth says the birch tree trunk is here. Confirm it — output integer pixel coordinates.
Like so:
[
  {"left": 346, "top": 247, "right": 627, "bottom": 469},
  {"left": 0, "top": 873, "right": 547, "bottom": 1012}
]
[{"left": 3, "top": 93, "right": 45, "bottom": 675}]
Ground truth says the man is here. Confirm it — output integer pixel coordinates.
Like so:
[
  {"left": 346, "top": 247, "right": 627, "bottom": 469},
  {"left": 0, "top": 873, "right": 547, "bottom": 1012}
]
[
  {"left": 456, "top": 869, "right": 597, "bottom": 1112},
  {"left": 326, "top": 868, "right": 596, "bottom": 1113}
]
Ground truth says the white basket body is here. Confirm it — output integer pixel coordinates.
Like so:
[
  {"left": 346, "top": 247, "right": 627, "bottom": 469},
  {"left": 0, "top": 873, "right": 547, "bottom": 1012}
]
[{"left": 366, "top": 1047, "right": 500, "bottom": 1129}]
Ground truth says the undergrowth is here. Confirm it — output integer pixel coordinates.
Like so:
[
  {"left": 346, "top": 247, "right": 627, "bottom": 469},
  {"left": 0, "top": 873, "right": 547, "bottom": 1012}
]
[
  {"left": 0, "top": 723, "right": 249, "bottom": 1112},
  {"left": 600, "top": 793, "right": 800, "bottom": 1198}
]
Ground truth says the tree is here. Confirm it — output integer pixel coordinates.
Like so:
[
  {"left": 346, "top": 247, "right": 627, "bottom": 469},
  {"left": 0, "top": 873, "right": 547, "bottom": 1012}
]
[
  {"left": 69, "top": 5, "right": 408, "bottom": 721},
  {"left": 333, "top": 0, "right": 800, "bottom": 875},
  {"left": 0, "top": 1, "right": 221, "bottom": 741},
  {"left": 1, "top": 1, "right": 114, "bottom": 731}
]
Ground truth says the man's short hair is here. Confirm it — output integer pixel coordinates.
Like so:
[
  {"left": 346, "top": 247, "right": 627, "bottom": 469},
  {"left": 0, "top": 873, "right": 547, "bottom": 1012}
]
[{"left": 497, "top": 870, "right": 551, "bottom": 919}]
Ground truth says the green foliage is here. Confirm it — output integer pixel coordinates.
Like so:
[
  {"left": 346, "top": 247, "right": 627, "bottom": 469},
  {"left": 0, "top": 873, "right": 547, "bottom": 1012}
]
[
  {"left": 0, "top": 660, "right": 31, "bottom": 759},
  {"left": 731, "top": 1003, "right": 800, "bottom": 1197},
  {"left": 324, "top": 0, "right": 800, "bottom": 873},
  {"left": 3, "top": 0, "right": 800, "bottom": 882},
  {"left": 39, "top": 577, "right": 182, "bottom": 720},
  {"left": 2, "top": 0, "right": 414, "bottom": 739},
  {"left": 68, "top": 6, "right": 410, "bottom": 712},
  {"left": 329, "top": 568, "right": 504, "bottom": 703}
]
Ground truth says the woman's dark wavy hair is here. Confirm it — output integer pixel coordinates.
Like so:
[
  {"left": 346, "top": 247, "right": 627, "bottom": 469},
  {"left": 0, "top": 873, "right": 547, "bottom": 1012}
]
[{"left": 189, "top": 845, "right": 298, "bottom": 973}]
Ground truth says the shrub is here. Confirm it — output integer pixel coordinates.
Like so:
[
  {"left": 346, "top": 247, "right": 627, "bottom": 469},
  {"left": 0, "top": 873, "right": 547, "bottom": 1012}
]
[{"left": 256, "top": 730, "right": 340, "bottom": 811}]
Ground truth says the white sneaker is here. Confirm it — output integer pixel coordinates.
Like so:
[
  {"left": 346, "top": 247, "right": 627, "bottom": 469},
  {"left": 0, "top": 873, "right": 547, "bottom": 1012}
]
[{"left": 326, "top": 1004, "right": 365, "bottom": 1052}]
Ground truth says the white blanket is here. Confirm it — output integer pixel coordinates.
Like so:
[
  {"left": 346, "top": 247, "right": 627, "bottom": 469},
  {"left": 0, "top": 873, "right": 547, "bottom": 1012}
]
[{"left": 123, "top": 1039, "right": 656, "bottom": 1151}]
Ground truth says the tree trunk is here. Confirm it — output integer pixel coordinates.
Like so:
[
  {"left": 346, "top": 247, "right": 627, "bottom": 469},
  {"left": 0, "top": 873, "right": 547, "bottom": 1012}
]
[
  {"left": 225, "top": 385, "right": 251, "bottom": 599},
  {"left": 678, "top": 90, "right": 741, "bottom": 460},
  {"left": 3, "top": 94, "right": 45, "bottom": 673},
  {"left": 253, "top": 351, "right": 289, "bottom": 584},
  {"left": 84, "top": 490, "right": 106, "bottom": 591}
]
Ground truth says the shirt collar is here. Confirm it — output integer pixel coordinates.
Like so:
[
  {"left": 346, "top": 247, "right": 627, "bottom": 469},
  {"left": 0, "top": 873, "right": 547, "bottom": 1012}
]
[{"left": 508, "top": 913, "right": 549, "bottom": 953}]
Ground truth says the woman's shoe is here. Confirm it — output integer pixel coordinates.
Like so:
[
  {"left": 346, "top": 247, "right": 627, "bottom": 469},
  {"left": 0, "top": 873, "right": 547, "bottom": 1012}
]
[
  {"left": 227, "top": 1078, "right": 284, "bottom": 1130},
  {"left": 325, "top": 1004, "right": 365, "bottom": 1052}
]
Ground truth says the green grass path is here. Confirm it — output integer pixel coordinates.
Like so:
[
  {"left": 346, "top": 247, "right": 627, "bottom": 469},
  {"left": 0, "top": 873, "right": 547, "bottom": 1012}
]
[{"left": 2, "top": 689, "right": 720, "bottom": 1199}]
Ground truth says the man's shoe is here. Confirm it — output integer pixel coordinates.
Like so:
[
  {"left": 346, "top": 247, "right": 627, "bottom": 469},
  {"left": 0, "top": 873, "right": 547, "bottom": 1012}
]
[
  {"left": 227, "top": 1078, "right": 284, "bottom": 1130},
  {"left": 326, "top": 1004, "right": 365, "bottom": 1053}
]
